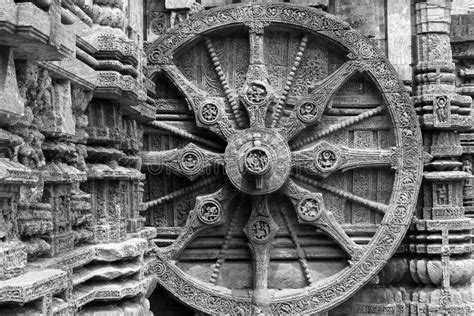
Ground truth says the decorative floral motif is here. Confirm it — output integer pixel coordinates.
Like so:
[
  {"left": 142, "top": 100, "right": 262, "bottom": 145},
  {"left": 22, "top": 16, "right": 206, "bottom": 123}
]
[
  {"left": 316, "top": 149, "right": 339, "bottom": 172},
  {"left": 246, "top": 83, "right": 267, "bottom": 104},
  {"left": 199, "top": 103, "right": 220, "bottom": 124},
  {"left": 297, "top": 101, "right": 319, "bottom": 123},
  {"left": 249, "top": 219, "right": 271, "bottom": 242},
  {"left": 198, "top": 201, "right": 221, "bottom": 224},
  {"left": 245, "top": 149, "right": 270, "bottom": 174},
  {"left": 181, "top": 152, "right": 199, "bottom": 171},
  {"left": 297, "top": 198, "right": 322, "bottom": 221}
]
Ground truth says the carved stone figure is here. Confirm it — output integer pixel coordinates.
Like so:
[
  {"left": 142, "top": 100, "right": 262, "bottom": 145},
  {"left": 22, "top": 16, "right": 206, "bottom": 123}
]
[{"left": 436, "top": 183, "right": 449, "bottom": 205}]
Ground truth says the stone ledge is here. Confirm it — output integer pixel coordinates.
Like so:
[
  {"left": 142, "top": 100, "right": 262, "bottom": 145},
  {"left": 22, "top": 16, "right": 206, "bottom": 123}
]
[
  {"left": 96, "top": 60, "right": 139, "bottom": 77},
  {"left": 41, "top": 162, "right": 87, "bottom": 183},
  {"left": 84, "top": 31, "right": 140, "bottom": 67},
  {"left": 94, "top": 70, "right": 147, "bottom": 105},
  {"left": 28, "top": 237, "right": 152, "bottom": 271},
  {"left": 413, "top": 218, "right": 472, "bottom": 231},
  {"left": 0, "top": 158, "right": 38, "bottom": 185},
  {"left": 0, "top": 2, "right": 74, "bottom": 60},
  {"left": 127, "top": 102, "right": 157, "bottom": 122},
  {"left": 86, "top": 163, "right": 144, "bottom": 180},
  {"left": 72, "top": 275, "right": 154, "bottom": 309},
  {"left": 0, "top": 269, "right": 67, "bottom": 303},
  {"left": 72, "top": 261, "right": 142, "bottom": 287},
  {"left": 129, "top": 227, "right": 158, "bottom": 240},
  {"left": 76, "top": 297, "right": 152, "bottom": 316},
  {"left": 38, "top": 58, "right": 97, "bottom": 91}
]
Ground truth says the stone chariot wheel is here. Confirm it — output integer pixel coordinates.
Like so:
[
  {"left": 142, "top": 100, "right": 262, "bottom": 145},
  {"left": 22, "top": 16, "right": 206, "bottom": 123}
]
[{"left": 144, "top": 3, "right": 423, "bottom": 314}]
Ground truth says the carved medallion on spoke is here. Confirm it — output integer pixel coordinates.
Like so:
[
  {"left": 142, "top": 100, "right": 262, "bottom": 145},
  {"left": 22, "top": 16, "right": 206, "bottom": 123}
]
[
  {"left": 296, "top": 101, "right": 320, "bottom": 123},
  {"left": 315, "top": 148, "right": 339, "bottom": 172},
  {"left": 297, "top": 197, "right": 323, "bottom": 222},
  {"left": 198, "top": 102, "right": 220, "bottom": 124},
  {"left": 179, "top": 150, "right": 202, "bottom": 173},
  {"left": 198, "top": 200, "right": 222, "bottom": 225}
]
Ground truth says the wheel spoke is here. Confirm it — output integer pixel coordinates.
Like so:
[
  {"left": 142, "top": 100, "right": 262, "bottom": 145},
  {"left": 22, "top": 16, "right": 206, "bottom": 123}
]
[
  {"left": 157, "top": 184, "right": 236, "bottom": 260},
  {"left": 247, "top": 22, "right": 268, "bottom": 73},
  {"left": 280, "top": 179, "right": 365, "bottom": 261},
  {"left": 141, "top": 143, "right": 224, "bottom": 181},
  {"left": 239, "top": 22, "right": 275, "bottom": 128},
  {"left": 278, "top": 200, "right": 313, "bottom": 286},
  {"left": 149, "top": 121, "right": 225, "bottom": 151},
  {"left": 205, "top": 38, "right": 245, "bottom": 128},
  {"left": 208, "top": 196, "right": 243, "bottom": 284},
  {"left": 271, "top": 35, "right": 310, "bottom": 128},
  {"left": 280, "top": 60, "right": 367, "bottom": 140},
  {"left": 161, "top": 63, "right": 236, "bottom": 140},
  {"left": 290, "top": 105, "right": 385, "bottom": 150},
  {"left": 293, "top": 174, "right": 388, "bottom": 214},
  {"left": 292, "top": 141, "right": 398, "bottom": 177},
  {"left": 243, "top": 195, "right": 278, "bottom": 311},
  {"left": 142, "top": 175, "right": 222, "bottom": 210}
]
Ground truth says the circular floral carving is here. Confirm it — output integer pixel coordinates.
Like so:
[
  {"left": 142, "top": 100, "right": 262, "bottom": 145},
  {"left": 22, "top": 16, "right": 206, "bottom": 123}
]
[
  {"left": 315, "top": 149, "right": 339, "bottom": 172},
  {"left": 178, "top": 285, "right": 196, "bottom": 300},
  {"left": 297, "top": 198, "right": 322, "bottom": 221},
  {"left": 199, "top": 103, "right": 220, "bottom": 124},
  {"left": 246, "top": 82, "right": 268, "bottom": 104},
  {"left": 344, "top": 30, "right": 358, "bottom": 44},
  {"left": 297, "top": 101, "right": 319, "bottom": 123},
  {"left": 245, "top": 148, "right": 270, "bottom": 175},
  {"left": 248, "top": 219, "right": 272, "bottom": 243},
  {"left": 151, "top": 20, "right": 166, "bottom": 35},
  {"left": 198, "top": 200, "right": 221, "bottom": 224},
  {"left": 180, "top": 151, "right": 201, "bottom": 172},
  {"left": 395, "top": 205, "right": 408, "bottom": 218},
  {"left": 154, "top": 261, "right": 166, "bottom": 276},
  {"left": 358, "top": 43, "right": 374, "bottom": 58}
]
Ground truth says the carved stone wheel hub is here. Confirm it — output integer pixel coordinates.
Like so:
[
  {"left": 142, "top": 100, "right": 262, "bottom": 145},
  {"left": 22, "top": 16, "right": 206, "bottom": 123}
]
[
  {"left": 146, "top": 3, "right": 423, "bottom": 315},
  {"left": 225, "top": 128, "right": 291, "bottom": 194}
]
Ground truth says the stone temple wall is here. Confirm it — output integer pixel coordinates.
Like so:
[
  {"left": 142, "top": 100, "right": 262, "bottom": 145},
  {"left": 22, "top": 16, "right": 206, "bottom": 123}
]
[
  {"left": 0, "top": 0, "right": 157, "bottom": 314},
  {"left": 0, "top": 0, "right": 472, "bottom": 315}
]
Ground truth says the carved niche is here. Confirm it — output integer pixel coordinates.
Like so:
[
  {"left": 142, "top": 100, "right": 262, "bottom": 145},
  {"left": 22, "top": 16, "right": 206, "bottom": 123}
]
[{"left": 144, "top": 3, "right": 423, "bottom": 314}]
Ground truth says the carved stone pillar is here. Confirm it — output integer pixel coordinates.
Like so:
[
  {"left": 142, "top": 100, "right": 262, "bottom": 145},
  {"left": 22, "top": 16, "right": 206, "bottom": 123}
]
[{"left": 409, "top": 1, "right": 473, "bottom": 314}]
